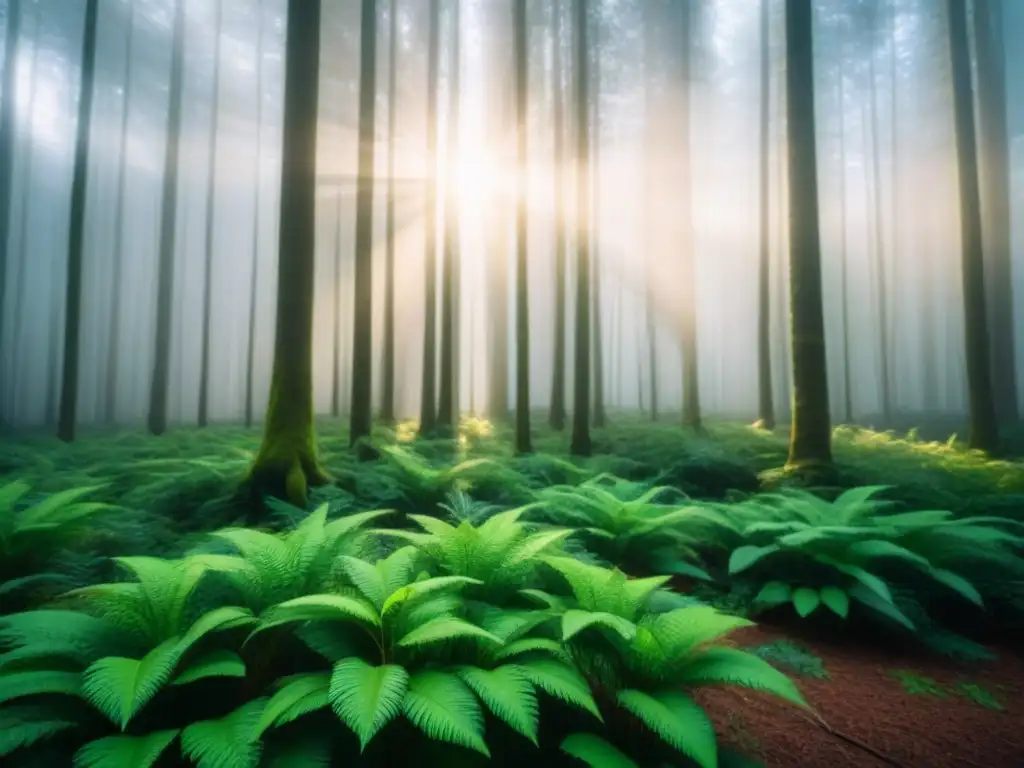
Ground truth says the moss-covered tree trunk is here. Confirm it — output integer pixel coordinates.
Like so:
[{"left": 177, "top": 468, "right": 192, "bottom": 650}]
[
  {"left": 419, "top": 0, "right": 441, "bottom": 436},
  {"left": 198, "top": 0, "right": 224, "bottom": 429},
  {"left": 105, "top": 0, "right": 137, "bottom": 425},
  {"left": 244, "top": 0, "right": 266, "bottom": 429},
  {"left": 250, "top": 0, "right": 328, "bottom": 505},
  {"left": 512, "top": 0, "right": 532, "bottom": 455},
  {"left": 974, "top": 0, "right": 1017, "bottom": 426},
  {"left": 784, "top": 0, "right": 831, "bottom": 467},
  {"left": 380, "top": 0, "right": 399, "bottom": 424},
  {"left": 437, "top": 0, "right": 461, "bottom": 437},
  {"left": 57, "top": 0, "right": 100, "bottom": 443},
  {"left": 147, "top": 0, "right": 186, "bottom": 436},
  {"left": 756, "top": 0, "right": 774, "bottom": 430},
  {"left": 570, "top": 0, "right": 592, "bottom": 458},
  {"left": 947, "top": 0, "right": 998, "bottom": 452},
  {"left": 548, "top": 0, "right": 567, "bottom": 432},
  {"left": 350, "top": 0, "right": 379, "bottom": 452}
]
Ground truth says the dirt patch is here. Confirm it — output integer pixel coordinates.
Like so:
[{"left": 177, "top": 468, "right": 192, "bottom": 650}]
[{"left": 697, "top": 624, "right": 1024, "bottom": 768}]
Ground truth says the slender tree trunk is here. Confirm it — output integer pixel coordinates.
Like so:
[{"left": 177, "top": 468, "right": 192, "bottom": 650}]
[
  {"left": 147, "top": 0, "right": 187, "bottom": 436},
  {"left": 946, "top": 0, "right": 998, "bottom": 451},
  {"left": 784, "top": 0, "right": 831, "bottom": 466},
  {"left": 331, "top": 191, "right": 344, "bottom": 417},
  {"left": 419, "top": 0, "right": 441, "bottom": 435},
  {"left": 486, "top": 59, "right": 510, "bottom": 423},
  {"left": 349, "top": 0, "right": 378, "bottom": 452},
  {"left": 570, "top": 0, "right": 592, "bottom": 457},
  {"left": 437, "top": 0, "right": 461, "bottom": 435},
  {"left": 838, "top": 63, "right": 852, "bottom": 424},
  {"left": 105, "top": 0, "right": 137, "bottom": 425},
  {"left": 250, "top": 0, "right": 329, "bottom": 505},
  {"left": 0, "top": 0, "right": 22, "bottom": 415},
  {"left": 197, "top": 0, "right": 224, "bottom": 428},
  {"left": 756, "top": 0, "right": 774, "bottom": 429},
  {"left": 549, "top": 0, "right": 568, "bottom": 431},
  {"left": 244, "top": 0, "right": 266, "bottom": 428},
  {"left": 512, "top": 0, "right": 531, "bottom": 454},
  {"left": 974, "top": 0, "right": 1017, "bottom": 425},
  {"left": 678, "top": 0, "right": 700, "bottom": 430},
  {"left": 591, "top": 41, "right": 605, "bottom": 429},
  {"left": 57, "top": 0, "right": 100, "bottom": 442},
  {"left": 868, "top": 55, "right": 891, "bottom": 425},
  {"left": 380, "top": 0, "right": 399, "bottom": 424}
]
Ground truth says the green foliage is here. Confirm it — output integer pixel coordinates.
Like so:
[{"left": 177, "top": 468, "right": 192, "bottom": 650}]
[
  {"left": 715, "top": 486, "right": 1024, "bottom": 635},
  {"left": 749, "top": 641, "right": 829, "bottom": 680},
  {"left": 888, "top": 670, "right": 947, "bottom": 697}
]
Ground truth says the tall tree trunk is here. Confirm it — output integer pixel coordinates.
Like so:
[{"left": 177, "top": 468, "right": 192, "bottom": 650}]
[
  {"left": 331, "top": 191, "right": 344, "bottom": 417},
  {"left": 349, "top": 0, "right": 378, "bottom": 452},
  {"left": 380, "top": 0, "right": 399, "bottom": 424},
  {"left": 974, "top": 0, "right": 1017, "bottom": 425},
  {"left": 678, "top": 0, "right": 700, "bottom": 430},
  {"left": 419, "top": 0, "right": 441, "bottom": 435},
  {"left": 756, "top": 0, "right": 774, "bottom": 429},
  {"left": 197, "top": 0, "right": 224, "bottom": 429},
  {"left": 784, "top": 0, "right": 831, "bottom": 467},
  {"left": 486, "top": 55, "right": 510, "bottom": 423},
  {"left": 591, "top": 38, "right": 605, "bottom": 429},
  {"left": 512, "top": 0, "right": 531, "bottom": 454},
  {"left": 147, "top": 0, "right": 187, "bottom": 436},
  {"left": 838, "top": 61, "right": 852, "bottom": 424},
  {"left": 250, "top": 0, "right": 329, "bottom": 505},
  {"left": 868, "top": 54, "right": 891, "bottom": 424},
  {"left": 105, "top": 0, "right": 137, "bottom": 425},
  {"left": 570, "top": 0, "right": 592, "bottom": 457},
  {"left": 0, "top": 0, "right": 22, "bottom": 415},
  {"left": 57, "top": 0, "right": 100, "bottom": 443},
  {"left": 437, "top": 0, "right": 461, "bottom": 436},
  {"left": 549, "top": 0, "right": 568, "bottom": 431},
  {"left": 244, "top": 0, "right": 266, "bottom": 429},
  {"left": 946, "top": 0, "right": 998, "bottom": 451}
]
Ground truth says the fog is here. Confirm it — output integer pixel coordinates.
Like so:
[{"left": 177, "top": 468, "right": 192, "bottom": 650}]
[{"left": 0, "top": 0, "right": 1021, "bottom": 433}]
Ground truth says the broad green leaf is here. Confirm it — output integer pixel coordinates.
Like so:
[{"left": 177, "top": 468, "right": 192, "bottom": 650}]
[
  {"left": 819, "top": 586, "right": 849, "bottom": 618},
  {"left": 329, "top": 659, "right": 408, "bottom": 751},
  {"left": 753, "top": 581, "right": 791, "bottom": 607},
  {"left": 0, "top": 670, "right": 81, "bottom": 704},
  {"left": 847, "top": 583, "right": 915, "bottom": 631},
  {"left": 728, "top": 544, "right": 780, "bottom": 574},
  {"left": 791, "top": 588, "right": 820, "bottom": 618},
  {"left": 928, "top": 568, "right": 983, "bottom": 607},
  {"left": 82, "top": 639, "right": 181, "bottom": 729},
  {"left": 256, "top": 673, "right": 330, "bottom": 736},
  {"left": 560, "top": 733, "right": 640, "bottom": 768},
  {"left": 397, "top": 616, "right": 503, "bottom": 648}
]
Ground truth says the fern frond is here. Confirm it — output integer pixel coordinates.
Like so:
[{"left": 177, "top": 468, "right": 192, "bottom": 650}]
[
  {"left": 397, "top": 616, "right": 503, "bottom": 648},
  {"left": 0, "top": 705, "right": 81, "bottom": 756},
  {"left": 256, "top": 672, "right": 331, "bottom": 736},
  {"left": 0, "top": 669, "right": 82, "bottom": 704},
  {"left": 517, "top": 658, "right": 602, "bottom": 720},
  {"left": 616, "top": 689, "right": 717, "bottom": 768},
  {"left": 180, "top": 698, "right": 267, "bottom": 768},
  {"left": 402, "top": 670, "right": 489, "bottom": 757},
  {"left": 73, "top": 729, "right": 178, "bottom": 768},
  {"left": 329, "top": 658, "right": 408, "bottom": 751},
  {"left": 456, "top": 664, "right": 539, "bottom": 744},
  {"left": 81, "top": 638, "right": 180, "bottom": 729},
  {"left": 562, "top": 609, "right": 636, "bottom": 643},
  {"left": 680, "top": 647, "right": 808, "bottom": 708},
  {"left": 560, "top": 733, "right": 639, "bottom": 768},
  {"left": 171, "top": 650, "right": 246, "bottom": 686}
]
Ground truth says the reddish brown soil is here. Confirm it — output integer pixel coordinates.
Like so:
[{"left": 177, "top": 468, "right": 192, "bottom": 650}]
[{"left": 695, "top": 623, "right": 1024, "bottom": 768}]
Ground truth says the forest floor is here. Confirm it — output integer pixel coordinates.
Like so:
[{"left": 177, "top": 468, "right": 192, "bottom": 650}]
[{"left": 1, "top": 412, "right": 1023, "bottom": 767}]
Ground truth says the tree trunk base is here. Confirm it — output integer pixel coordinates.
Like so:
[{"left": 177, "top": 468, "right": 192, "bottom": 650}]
[{"left": 248, "top": 443, "right": 330, "bottom": 508}]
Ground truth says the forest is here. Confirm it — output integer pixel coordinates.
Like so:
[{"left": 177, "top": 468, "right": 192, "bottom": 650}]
[{"left": 0, "top": 0, "right": 1022, "bottom": 766}]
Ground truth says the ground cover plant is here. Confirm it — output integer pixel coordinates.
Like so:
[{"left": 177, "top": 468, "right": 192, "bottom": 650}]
[{"left": 0, "top": 416, "right": 1022, "bottom": 766}]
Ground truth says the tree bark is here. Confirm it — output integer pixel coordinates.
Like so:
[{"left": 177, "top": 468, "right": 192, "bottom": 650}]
[
  {"left": 548, "top": 0, "right": 568, "bottom": 431},
  {"left": 756, "top": 0, "right": 775, "bottom": 429},
  {"left": 419, "top": 0, "right": 441, "bottom": 435},
  {"left": 198, "top": 0, "right": 224, "bottom": 429},
  {"left": 512, "top": 0, "right": 532, "bottom": 454},
  {"left": 678, "top": 0, "right": 700, "bottom": 430},
  {"left": 349, "top": 0, "right": 379, "bottom": 453},
  {"left": 570, "top": 0, "right": 592, "bottom": 457},
  {"left": 0, "top": 0, "right": 22, "bottom": 414},
  {"left": 784, "top": 0, "right": 832, "bottom": 467},
  {"left": 946, "top": 0, "right": 998, "bottom": 451},
  {"left": 250, "top": 0, "right": 329, "bottom": 505},
  {"left": 57, "top": 0, "right": 100, "bottom": 443},
  {"left": 147, "top": 0, "right": 187, "bottom": 436},
  {"left": 380, "top": 0, "right": 399, "bottom": 424}
]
